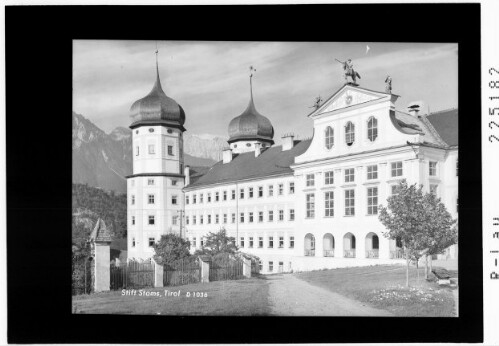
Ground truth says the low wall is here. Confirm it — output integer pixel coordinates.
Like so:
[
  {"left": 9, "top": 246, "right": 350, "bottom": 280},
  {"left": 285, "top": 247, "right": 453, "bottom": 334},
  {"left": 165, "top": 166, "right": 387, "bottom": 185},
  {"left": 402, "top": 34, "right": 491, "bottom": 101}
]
[{"left": 291, "top": 256, "right": 406, "bottom": 272}]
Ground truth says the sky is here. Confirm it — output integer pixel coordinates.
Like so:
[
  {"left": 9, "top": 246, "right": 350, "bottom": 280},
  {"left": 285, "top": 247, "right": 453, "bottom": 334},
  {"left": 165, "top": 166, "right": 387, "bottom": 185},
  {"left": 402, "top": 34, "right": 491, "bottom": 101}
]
[{"left": 73, "top": 41, "right": 458, "bottom": 142}]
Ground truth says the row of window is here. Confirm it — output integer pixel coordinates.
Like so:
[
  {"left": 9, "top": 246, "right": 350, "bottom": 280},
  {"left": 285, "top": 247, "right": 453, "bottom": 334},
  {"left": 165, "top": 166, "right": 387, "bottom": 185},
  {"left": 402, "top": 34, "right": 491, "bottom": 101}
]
[
  {"left": 130, "top": 194, "right": 178, "bottom": 206},
  {"left": 186, "top": 209, "right": 295, "bottom": 225},
  {"left": 130, "top": 215, "right": 180, "bottom": 226},
  {"left": 324, "top": 117, "right": 378, "bottom": 149},
  {"left": 135, "top": 144, "right": 175, "bottom": 156},
  {"left": 186, "top": 183, "right": 295, "bottom": 205},
  {"left": 191, "top": 236, "right": 295, "bottom": 250},
  {"left": 130, "top": 178, "right": 178, "bottom": 187}
]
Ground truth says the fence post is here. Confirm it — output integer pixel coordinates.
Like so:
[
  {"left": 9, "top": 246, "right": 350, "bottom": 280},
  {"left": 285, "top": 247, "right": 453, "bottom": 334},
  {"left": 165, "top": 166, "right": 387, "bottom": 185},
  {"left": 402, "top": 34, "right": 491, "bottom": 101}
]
[
  {"left": 242, "top": 256, "right": 251, "bottom": 278},
  {"left": 198, "top": 256, "right": 210, "bottom": 283},
  {"left": 153, "top": 259, "right": 164, "bottom": 288}
]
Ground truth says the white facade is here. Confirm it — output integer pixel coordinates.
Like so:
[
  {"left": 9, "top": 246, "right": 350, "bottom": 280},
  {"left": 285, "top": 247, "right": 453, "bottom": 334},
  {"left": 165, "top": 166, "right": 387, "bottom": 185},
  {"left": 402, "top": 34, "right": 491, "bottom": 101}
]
[{"left": 183, "top": 84, "right": 458, "bottom": 273}]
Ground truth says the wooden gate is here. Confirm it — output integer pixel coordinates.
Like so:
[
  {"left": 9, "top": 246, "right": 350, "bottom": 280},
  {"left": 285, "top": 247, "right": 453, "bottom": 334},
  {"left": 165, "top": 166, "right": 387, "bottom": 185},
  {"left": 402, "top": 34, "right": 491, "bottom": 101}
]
[
  {"left": 209, "top": 256, "right": 244, "bottom": 282},
  {"left": 110, "top": 260, "right": 155, "bottom": 290},
  {"left": 164, "top": 257, "right": 201, "bottom": 287}
]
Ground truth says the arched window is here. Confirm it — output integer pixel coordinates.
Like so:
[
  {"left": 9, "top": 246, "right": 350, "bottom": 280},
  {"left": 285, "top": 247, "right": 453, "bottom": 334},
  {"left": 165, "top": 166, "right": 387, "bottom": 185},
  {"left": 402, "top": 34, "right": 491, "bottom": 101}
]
[
  {"left": 345, "top": 122, "right": 355, "bottom": 146},
  {"left": 372, "top": 235, "right": 379, "bottom": 249},
  {"left": 325, "top": 126, "right": 334, "bottom": 149},
  {"left": 367, "top": 117, "right": 378, "bottom": 141}
]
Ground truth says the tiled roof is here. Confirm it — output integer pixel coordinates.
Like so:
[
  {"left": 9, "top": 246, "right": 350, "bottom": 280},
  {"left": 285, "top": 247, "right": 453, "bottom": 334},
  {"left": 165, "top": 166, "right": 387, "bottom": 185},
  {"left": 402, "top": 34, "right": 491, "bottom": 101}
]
[
  {"left": 186, "top": 139, "right": 312, "bottom": 189},
  {"left": 89, "top": 218, "right": 113, "bottom": 243},
  {"left": 426, "top": 108, "right": 458, "bottom": 146},
  {"left": 391, "top": 110, "right": 446, "bottom": 147}
]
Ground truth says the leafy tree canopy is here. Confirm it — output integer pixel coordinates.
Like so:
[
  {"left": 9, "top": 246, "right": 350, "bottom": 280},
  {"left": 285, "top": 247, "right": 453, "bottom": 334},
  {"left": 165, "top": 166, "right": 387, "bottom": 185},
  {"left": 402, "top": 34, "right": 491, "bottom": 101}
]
[
  {"left": 194, "top": 228, "right": 238, "bottom": 257},
  {"left": 152, "top": 234, "right": 191, "bottom": 266}
]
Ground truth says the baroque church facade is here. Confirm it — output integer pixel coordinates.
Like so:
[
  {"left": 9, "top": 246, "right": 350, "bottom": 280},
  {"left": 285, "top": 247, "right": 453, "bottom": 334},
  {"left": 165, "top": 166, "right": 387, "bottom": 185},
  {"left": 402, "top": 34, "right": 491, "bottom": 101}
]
[{"left": 126, "top": 59, "right": 458, "bottom": 274}]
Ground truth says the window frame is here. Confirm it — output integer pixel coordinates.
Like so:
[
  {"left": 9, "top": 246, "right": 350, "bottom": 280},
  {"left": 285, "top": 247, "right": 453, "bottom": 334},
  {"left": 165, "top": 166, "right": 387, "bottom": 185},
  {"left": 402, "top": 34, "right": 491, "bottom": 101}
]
[
  {"left": 345, "top": 189, "right": 355, "bottom": 216},
  {"left": 344, "top": 168, "right": 355, "bottom": 183},
  {"left": 367, "top": 165, "right": 378, "bottom": 180},
  {"left": 345, "top": 121, "right": 355, "bottom": 146},
  {"left": 325, "top": 126, "right": 334, "bottom": 149},
  {"left": 306, "top": 193, "right": 315, "bottom": 218},
  {"left": 367, "top": 186, "right": 378, "bottom": 215},
  {"left": 367, "top": 116, "right": 378, "bottom": 142},
  {"left": 391, "top": 161, "right": 403, "bottom": 177},
  {"left": 324, "top": 171, "right": 334, "bottom": 185},
  {"left": 325, "top": 191, "right": 334, "bottom": 217}
]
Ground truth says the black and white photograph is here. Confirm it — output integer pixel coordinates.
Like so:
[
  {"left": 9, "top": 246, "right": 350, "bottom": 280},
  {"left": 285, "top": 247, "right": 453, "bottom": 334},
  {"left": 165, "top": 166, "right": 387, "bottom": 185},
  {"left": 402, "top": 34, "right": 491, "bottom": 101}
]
[{"left": 72, "top": 40, "right": 459, "bottom": 317}]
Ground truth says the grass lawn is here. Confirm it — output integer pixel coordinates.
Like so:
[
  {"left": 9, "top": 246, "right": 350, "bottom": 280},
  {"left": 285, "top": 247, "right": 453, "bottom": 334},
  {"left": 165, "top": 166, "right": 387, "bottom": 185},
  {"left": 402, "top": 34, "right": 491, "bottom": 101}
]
[
  {"left": 73, "top": 277, "right": 270, "bottom": 315},
  {"left": 295, "top": 265, "right": 456, "bottom": 317}
]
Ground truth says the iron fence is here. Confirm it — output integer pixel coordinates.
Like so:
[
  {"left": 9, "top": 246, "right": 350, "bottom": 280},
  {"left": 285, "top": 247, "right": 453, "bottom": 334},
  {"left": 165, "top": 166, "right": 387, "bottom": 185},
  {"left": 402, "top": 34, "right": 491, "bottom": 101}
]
[
  {"left": 366, "top": 250, "right": 379, "bottom": 258},
  {"left": 344, "top": 249, "right": 356, "bottom": 258},
  {"left": 323, "top": 249, "right": 335, "bottom": 257},
  {"left": 209, "top": 256, "right": 244, "bottom": 282},
  {"left": 110, "top": 260, "right": 155, "bottom": 290},
  {"left": 164, "top": 257, "right": 201, "bottom": 287},
  {"left": 304, "top": 249, "right": 315, "bottom": 256}
]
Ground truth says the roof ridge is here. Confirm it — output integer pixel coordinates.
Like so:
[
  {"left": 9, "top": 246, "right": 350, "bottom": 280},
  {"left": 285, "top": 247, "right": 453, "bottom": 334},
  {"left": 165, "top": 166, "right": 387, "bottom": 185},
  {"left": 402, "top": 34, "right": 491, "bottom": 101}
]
[{"left": 428, "top": 107, "right": 458, "bottom": 115}]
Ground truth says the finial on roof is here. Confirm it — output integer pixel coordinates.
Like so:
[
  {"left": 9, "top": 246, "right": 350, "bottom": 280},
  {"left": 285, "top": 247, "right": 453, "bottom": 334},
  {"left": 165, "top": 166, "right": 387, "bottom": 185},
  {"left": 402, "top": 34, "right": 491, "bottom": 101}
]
[
  {"left": 154, "top": 42, "right": 162, "bottom": 90},
  {"left": 249, "top": 66, "right": 256, "bottom": 100}
]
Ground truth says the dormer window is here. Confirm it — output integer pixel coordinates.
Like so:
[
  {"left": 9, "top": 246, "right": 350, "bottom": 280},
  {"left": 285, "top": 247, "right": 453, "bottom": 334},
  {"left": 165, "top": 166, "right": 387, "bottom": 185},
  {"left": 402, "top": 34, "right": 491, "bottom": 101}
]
[
  {"left": 325, "top": 126, "right": 334, "bottom": 149},
  {"left": 367, "top": 117, "right": 378, "bottom": 142},
  {"left": 345, "top": 122, "right": 355, "bottom": 146}
]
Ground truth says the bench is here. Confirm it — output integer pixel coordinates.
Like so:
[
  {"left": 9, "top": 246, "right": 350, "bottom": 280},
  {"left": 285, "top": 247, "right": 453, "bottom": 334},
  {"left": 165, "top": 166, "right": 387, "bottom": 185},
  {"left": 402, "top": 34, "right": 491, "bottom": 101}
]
[{"left": 432, "top": 268, "right": 451, "bottom": 285}]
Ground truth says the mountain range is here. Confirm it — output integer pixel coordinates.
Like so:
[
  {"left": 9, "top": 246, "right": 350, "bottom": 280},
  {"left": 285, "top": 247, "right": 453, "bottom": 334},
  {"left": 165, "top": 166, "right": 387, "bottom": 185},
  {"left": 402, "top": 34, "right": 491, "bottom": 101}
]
[{"left": 72, "top": 112, "right": 227, "bottom": 193}]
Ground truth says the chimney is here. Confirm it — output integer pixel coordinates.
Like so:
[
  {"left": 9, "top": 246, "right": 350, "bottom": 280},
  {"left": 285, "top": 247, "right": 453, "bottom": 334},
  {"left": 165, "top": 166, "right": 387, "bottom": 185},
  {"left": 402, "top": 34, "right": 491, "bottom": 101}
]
[
  {"left": 408, "top": 101, "right": 424, "bottom": 117},
  {"left": 254, "top": 143, "right": 262, "bottom": 157},
  {"left": 222, "top": 148, "right": 233, "bottom": 164},
  {"left": 184, "top": 165, "right": 190, "bottom": 186},
  {"left": 282, "top": 133, "right": 295, "bottom": 151}
]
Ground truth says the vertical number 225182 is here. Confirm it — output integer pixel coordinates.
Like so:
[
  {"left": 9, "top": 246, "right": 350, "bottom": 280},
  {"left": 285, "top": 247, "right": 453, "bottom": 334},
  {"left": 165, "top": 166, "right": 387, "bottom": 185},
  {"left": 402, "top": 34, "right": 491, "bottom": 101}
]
[{"left": 489, "top": 68, "right": 499, "bottom": 143}]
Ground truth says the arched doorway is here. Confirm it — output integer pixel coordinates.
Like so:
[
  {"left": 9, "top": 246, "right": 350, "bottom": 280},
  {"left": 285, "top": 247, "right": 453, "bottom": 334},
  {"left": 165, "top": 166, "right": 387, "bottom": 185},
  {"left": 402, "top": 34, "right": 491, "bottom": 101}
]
[
  {"left": 365, "top": 232, "right": 379, "bottom": 258},
  {"left": 343, "top": 233, "right": 356, "bottom": 258},
  {"left": 323, "top": 233, "right": 335, "bottom": 257},
  {"left": 304, "top": 233, "right": 315, "bottom": 256}
]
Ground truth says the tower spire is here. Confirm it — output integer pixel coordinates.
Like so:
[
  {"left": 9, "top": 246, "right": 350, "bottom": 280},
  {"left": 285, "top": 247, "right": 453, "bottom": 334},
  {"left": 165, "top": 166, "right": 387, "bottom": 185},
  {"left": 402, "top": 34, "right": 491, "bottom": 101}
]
[
  {"left": 151, "top": 42, "right": 163, "bottom": 92},
  {"left": 249, "top": 66, "right": 256, "bottom": 100}
]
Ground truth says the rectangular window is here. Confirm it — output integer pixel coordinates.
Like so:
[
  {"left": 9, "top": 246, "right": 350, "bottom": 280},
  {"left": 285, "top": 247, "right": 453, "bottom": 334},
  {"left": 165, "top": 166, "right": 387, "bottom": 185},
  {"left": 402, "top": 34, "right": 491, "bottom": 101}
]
[
  {"left": 429, "top": 161, "right": 437, "bottom": 176},
  {"left": 132, "top": 237, "right": 136, "bottom": 247},
  {"left": 289, "top": 236, "right": 295, "bottom": 248},
  {"left": 193, "top": 194, "right": 197, "bottom": 204},
  {"left": 148, "top": 237, "right": 155, "bottom": 247},
  {"left": 148, "top": 144, "right": 155, "bottom": 154},
  {"left": 391, "top": 185, "right": 401, "bottom": 196},
  {"left": 306, "top": 174, "right": 315, "bottom": 187},
  {"left": 268, "top": 210, "right": 274, "bottom": 222},
  {"left": 207, "top": 193, "right": 211, "bottom": 203},
  {"left": 208, "top": 215, "right": 212, "bottom": 224},
  {"left": 240, "top": 188, "right": 245, "bottom": 199},
  {"left": 279, "top": 237, "right": 284, "bottom": 248},
  {"left": 249, "top": 187, "right": 254, "bottom": 198},
  {"left": 199, "top": 194, "right": 203, "bottom": 203},
  {"left": 215, "top": 214, "right": 219, "bottom": 224},
  {"left": 345, "top": 189, "right": 355, "bottom": 216},
  {"left": 258, "top": 261, "right": 263, "bottom": 271},
  {"left": 240, "top": 237, "right": 245, "bottom": 248},
  {"left": 148, "top": 215, "right": 155, "bottom": 225},
  {"left": 200, "top": 215, "right": 203, "bottom": 224},
  {"left": 430, "top": 184, "right": 438, "bottom": 196},
  {"left": 171, "top": 195, "right": 177, "bottom": 205},
  {"left": 172, "top": 216, "right": 178, "bottom": 225},
  {"left": 171, "top": 179, "right": 177, "bottom": 186},
  {"left": 391, "top": 161, "right": 403, "bottom": 177},
  {"left": 289, "top": 209, "right": 295, "bottom": 221},
  {"left": 240, "top": 213, "right": 245, "bottom": 223},
  {"left": 325, "top": 191, "right": 334, "bottom": 217},
  {"left": 248, "top": 212, "right": 254, "bottom": 223},
  {"left": 345, "top": 168, "right": 355, "bottom": 183},
  {"left": 268, "top": 185, "right": 274, "bottom": 197},
  {"left": 131, "top": 195, "right": 135, "bottom": 205},
  {"left": 167, "top": 145, "right": 173, "bottom": 156},
  {"left": 249, "top": 237, "right": 254, "bottom": 248},
  {"left": 215, "top": 192, "right": 219, "bottom": 202},
  {"left": 268, "top": 236, "right": 274, "bottom": 248},
  {"left": 306, "top": 193, "right": 315, "bottom": 218},
  {"left": 289, "top": 182, "right": 295, "bottom": 194},
  {"left": 367, "top": 187, "right": 378, "bottom": 215},
  {"left": 223, "top": 214, "right": 227, "bottom": 224},
  {"left": 258, "top": 186, "right": 263, "bottom": 197},
  {"left": 231, "top": 190, "right": 236, "bottom": 200},
  {"left": 223, "top": 191, "right": 227, "bottom": 201},
  {"left": 231, "top": 213, "right": 236, "bottom": 223},
  {"left": 258, "top": 237, "right": 264, "bottom": 248},
  {"left": 148, "top": 178, "right": 155, "bottom": 185},
  {"left": 186, "top": 195, "right": 189, "bottom": 205},
  {"left": 279, "top": 210, "right": 284, "bottom": 221},
  {"left": 278, "top": 184, "right": 284, "bottom": 195},
  {"left": 269, "top": 261, "right": 274, "bottom": 272},
  {"left": 258, "top": 211, "right": 263, "bottom": 222},
  {"left": 186, "top": 216, "right": 190, "bottom": 225},
  {"left": 136, "top": 146, "right": 139, "bottom": 156},
  {"left": 192, "top": 237, "right": 196, "bottom": 248},
  {"left": 131, "top": 216, "right": 135, "bottom": 225},
  {"left": 367, "top": 165, "right": 378, "bottom": 180},
  {"left": 200, "top": 238, "right": 204, "bottom": 247},
  {"left": 148, "top": 194, "right": 155, "bottom": 204},
  {"left": 193, "top": 215, "right": 196, "bottom": 225},
  {"left": 324, "top": 171, "right": 334, "bottom": 185}
]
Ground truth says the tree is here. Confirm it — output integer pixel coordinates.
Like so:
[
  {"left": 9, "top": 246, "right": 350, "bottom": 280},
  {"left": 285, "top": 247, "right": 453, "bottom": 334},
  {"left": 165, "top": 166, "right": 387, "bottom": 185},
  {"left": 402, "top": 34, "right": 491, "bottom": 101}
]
[
  {"left": 378, "top": 180, "right": 457, "bottom": 286},
  {"left": 194, "top": 228, "right": 238, "bottom": 257},
  {"left": 152, "top": 234, "right": 191, "bottom": 267}
]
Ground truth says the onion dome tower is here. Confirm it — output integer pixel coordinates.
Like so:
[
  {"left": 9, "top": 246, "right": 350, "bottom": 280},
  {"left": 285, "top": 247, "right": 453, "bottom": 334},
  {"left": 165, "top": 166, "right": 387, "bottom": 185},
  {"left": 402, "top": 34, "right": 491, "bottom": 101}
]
[
  {"left": 127, "top": 49, "right": 186, "bottom": 261},
  {"left": 227, "top": 67, "right": 274, "bottom": 154}
]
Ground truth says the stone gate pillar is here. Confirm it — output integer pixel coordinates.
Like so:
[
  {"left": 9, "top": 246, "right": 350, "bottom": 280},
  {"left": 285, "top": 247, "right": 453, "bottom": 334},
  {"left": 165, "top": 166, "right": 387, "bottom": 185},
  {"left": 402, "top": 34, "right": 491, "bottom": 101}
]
[
  {"left": 198, "top": 256, "right": 211, "bottom": 283},
  {"left": 242, "top": 256, "right": 251, "bottom": 278},
  {"left": 153, "top": 259, "right": 164, "bottom": 288}
]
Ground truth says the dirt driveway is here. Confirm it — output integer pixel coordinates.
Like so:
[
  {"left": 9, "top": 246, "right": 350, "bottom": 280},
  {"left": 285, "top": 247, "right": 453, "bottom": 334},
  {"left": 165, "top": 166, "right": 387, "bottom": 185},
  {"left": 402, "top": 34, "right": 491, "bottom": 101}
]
[{"left": 267, "top": 274, "right": 393, "bottom": 316}]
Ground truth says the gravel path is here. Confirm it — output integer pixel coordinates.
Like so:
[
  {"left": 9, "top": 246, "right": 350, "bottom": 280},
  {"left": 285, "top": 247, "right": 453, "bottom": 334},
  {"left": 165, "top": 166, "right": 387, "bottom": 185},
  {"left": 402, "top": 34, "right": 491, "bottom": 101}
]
[{"left": 267, "top": 274, "right": 393, "bottom": 316}]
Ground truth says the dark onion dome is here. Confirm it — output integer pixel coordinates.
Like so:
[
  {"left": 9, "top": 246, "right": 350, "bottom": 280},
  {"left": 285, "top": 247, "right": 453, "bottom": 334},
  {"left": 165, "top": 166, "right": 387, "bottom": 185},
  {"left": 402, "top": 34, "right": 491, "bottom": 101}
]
[
  {"left": 228, "top": 78, "right": 274, "bottom": 144},
  {"left": 129, "top": 63, "right": 186, "bottom": 131}
]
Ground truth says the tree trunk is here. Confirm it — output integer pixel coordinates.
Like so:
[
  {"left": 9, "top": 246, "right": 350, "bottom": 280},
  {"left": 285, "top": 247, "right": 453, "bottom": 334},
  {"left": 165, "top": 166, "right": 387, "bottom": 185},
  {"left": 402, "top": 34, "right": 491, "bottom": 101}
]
[
  {"left": 430, "top": 255, "right": 433, "bottom": 274},
  {"left": 425, "top": 255, "right": 428, "bottom": 280},
  {"left": 405, "top": 246, "right": 410, "bottom": 287}
]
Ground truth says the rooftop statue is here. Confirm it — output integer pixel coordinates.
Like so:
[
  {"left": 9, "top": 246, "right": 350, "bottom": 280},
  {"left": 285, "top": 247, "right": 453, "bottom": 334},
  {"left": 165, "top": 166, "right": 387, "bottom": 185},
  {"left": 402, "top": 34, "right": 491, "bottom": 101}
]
[
  {"left": 385, "top": 75, "right": 392, "bottom": 94},
  {"left": 335, "top": 58, "right": 361, "bottom": 84}
]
